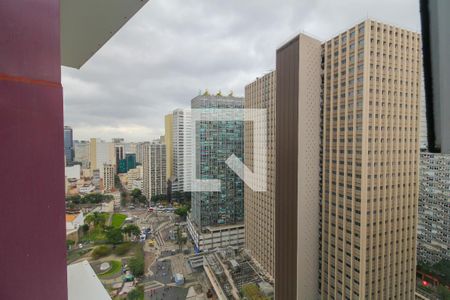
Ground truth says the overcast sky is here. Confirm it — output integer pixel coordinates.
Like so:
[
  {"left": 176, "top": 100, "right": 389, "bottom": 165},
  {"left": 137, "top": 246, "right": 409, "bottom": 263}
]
[{"left": 62, "top": 0, "right": 421, "bottom": 142}]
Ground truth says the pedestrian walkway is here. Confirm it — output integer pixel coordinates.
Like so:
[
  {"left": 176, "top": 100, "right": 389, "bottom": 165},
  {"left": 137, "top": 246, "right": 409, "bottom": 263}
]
[{"left": 143, "top": 281, "right": 164, "bottom": 292}]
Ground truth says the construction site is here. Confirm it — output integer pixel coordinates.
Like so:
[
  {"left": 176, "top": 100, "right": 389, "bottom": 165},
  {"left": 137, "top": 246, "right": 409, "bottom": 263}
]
[{"left": 188, "top": 247, "right": 274, "bottom": 300}]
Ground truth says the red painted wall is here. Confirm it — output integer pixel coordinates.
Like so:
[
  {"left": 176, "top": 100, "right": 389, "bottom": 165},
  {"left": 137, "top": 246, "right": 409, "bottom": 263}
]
[{"left": 0, "top": 1, "right": 67, "bottom": 299}]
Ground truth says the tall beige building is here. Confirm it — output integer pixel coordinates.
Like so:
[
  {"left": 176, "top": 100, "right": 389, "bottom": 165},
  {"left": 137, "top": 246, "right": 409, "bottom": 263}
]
[
  {"left": 320, "top": 20, "right": 421, "bottom": 299},
  {"left": 165, "top": 114, "right": 174, "bottom": 180},
  {"left": 244, "top": 71, "right": 276, "bottom": 281},
  {"left": 275, "top": 34, "right": 323, "bottom": 300},
  {"left": 142, "top": 142, "right": 166, "bottom": 199}
]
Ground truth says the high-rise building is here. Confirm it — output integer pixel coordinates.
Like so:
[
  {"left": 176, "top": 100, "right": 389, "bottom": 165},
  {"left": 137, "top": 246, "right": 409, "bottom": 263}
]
[
  {"left": 103, "top": 164, "right": 115, "bottom": 192},
  {"left": 417, "top": 152, "right": 450, "bottom": 264},
  {"left": 142, "top": 142, "right": 166, "bottom": 199},
  {"left": 244, "top": 71, "right": 276, "bottom": 281},
  {"left": 74, "top": 140, "right": 90, "bottom": 169},
  {"left": 112, "top": 138, "right": 124, "bottom": 144},
  {"left": 275, "top": 34, "right": 322, "bottom": 300},
  {"left": 89, "top": 138, "right": 115, "bottom": 178},
  {"left": 420, "top": 75, "right": 428, "bottom": 150},
  {"left": 118, "top": 153, "right": 137, "bottom": 174},
  {"left": 172, "top": 109, "right": 192, "bottom": 192},
  {"left": 165, "top": 113, "right": 174, "bottom": 180},
  {"left": 420, "top": 0, "right": 450, "bottom": 154},
  {"left": 115, "top": 144, "right": 125, "bottom": 172},
  {"left": 320, "top": 20, "right": 421, "bottom": 299},
  {"left": 136, "top": 142, "right": 148, "bottom": 164},
  {"left": 124, "top": 142, "right": 137, "bottom": 155},
  {"left": 92, "top": 169, "right": 101, "bottom": 189},
  {"left": 187, "top": 94, "right": 245, "bottom": 251},
  {"left": 64, "top": 126, "right": 74, "bottom": 165}
]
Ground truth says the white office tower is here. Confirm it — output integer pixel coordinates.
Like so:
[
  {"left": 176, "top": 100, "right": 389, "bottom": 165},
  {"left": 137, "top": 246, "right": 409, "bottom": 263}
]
[{"left": 172, "top": 108, "right": 192, "bottom": 192}]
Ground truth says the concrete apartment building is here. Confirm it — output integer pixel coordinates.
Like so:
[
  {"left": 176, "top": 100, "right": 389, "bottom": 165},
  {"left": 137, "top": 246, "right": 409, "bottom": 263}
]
[
  {"left": 142, "top": 142, "right": 166, "bottom": 199},
  {"left": 74, "top": 140, "right": 90, "bottom": 169},
  {"left": 244, "top": 71, "right": 276, "bottom": 281},
  {"left": 103, "top": 164, "right": 115, "bottom": 192},
  {"left": 136, "top": 142, "right": 149, "bottom": 164},
  {"left": 126, "top": 165, "right": 144, "bottom": 190},
  {"left": 165, "top": 113, "right": 174, "bottom": 180},
  {"left": 187, "top": 94, "right": 245, "bottom": 251},
  {"left": 172, "top": 108, "right": 192, "bottom": 193},
  {"left": 320, "top": 20, "right": 421, "bottom": 299},
  {"left": 275, "top": 34, "right": 322, "bottom": 300},
  {"left": 89, "top": 138, "right": 116, "bottom": 178},
  {"left": 417, "top": 152, "right": 450, "bottom": 264}
]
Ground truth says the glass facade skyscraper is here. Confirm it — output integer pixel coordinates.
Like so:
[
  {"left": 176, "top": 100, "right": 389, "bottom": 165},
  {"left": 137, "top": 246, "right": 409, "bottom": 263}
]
[
  {"left": 190, "top": 94, "right": 244, "bottom": 230},
  {"left": 118, "top": 153, "right": 137, "bottom": 173}
]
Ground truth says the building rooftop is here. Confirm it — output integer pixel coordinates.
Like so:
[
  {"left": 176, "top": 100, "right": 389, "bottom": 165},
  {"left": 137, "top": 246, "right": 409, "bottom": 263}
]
[
  {"left": 66, "top": 214, "right": 79, "bottom": 223},
  {"left": 67, "top": 260, "right": 111, "bottom": 300}
]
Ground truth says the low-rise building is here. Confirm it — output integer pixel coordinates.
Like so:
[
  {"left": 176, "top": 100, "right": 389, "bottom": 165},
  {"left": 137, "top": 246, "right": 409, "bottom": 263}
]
[
  {"left": 126, "top": 166, "right": 143, "bottom": 191},
  {"left": 79, "top": 184, "right": 95, "bottom": 194},
  {"left": 65, "top": 164, "right": 81, "bottom": 180},
  {"left": 66, "top": 211, "right": 84, "bottom": 243},
  {"left": 101, "top": 200, "right": 114, "bottom": 213},
  {"left": 67, "top": 260, "right": 112, "bottom": 300},
  {"left": 187, "top": 216, "right": 244, "bottom": 251}
]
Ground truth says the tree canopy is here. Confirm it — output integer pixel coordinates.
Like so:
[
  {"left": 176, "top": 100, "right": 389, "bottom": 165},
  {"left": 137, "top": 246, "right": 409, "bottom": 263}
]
[
  {"left": 105, "top": 227, "right": 124, "bottom": 245},
  {"left": 66, "top": 193, "right": 113, "bottom": 205},
  {"left": 122, "top": 224, "right": 141, "bottom": 238},
  {"left": 84, "top": 212, "right": 107, "bottom": 228},
  {"left": 175, "top": 206, "right": 189, "bottom": 218},
  {"left": 131, "top": 189, "right": 147, "bottom": 204},
  {"left": 150, "top": 194, "right": 166, "bottom": 203}
]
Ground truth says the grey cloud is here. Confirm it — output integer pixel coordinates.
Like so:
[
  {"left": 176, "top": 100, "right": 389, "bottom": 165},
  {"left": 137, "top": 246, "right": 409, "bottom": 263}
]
[{"left": 63, "top": 0, "right": 420, "bottom": 141}]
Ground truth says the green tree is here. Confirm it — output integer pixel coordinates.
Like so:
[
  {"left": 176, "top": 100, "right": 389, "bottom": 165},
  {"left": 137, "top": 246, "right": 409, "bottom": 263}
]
[
  {"left": 137, "top": 194, "right": 147, "bottom": 204},
  {"left": 131, "top": 188, "right": 142, "bottom": 198},
  {"left": 84, "top": 212, "right": 107, "bottom": 228},
  {"left": 66, "top": 195, "right": 81, "bottom": 204},
  {"left": 82, "top": 193, "right": 106, "bottom": 204},
  {"left": 175, "top": 206, "right": 188, "bottom": 219},
  {"left": 114, "top": 174, "right": 121, "bottom": 189},
  {"left": 128, "top": 255, "right": 145, "bottom": 277},
  {"left": 105, "top": 227, "right": 124, "bottom": 246},
  {"left": 130, "top": 189, "right": 147, "bottom": 204},
  {"left": 120, "top": 196, "right": 127, "bottom": 207},
  {"left": 66, "top": 239, "right": 75, "bottom": 250},
  {"left": 437, "top": 285, "right": 450, "bottom": 300},
  {"left": 122, "top": 224, "right": 141, "bottom": 239},
  {"left": 91, "top": 245, "right": 112, "bottom": 259},
  {"left": 81, "top": 224, "right": 89, "bottom": 234},
  {"left": 150, "top": 194, "right": 166, "bottom": 204},
  {"left": 127, "top": 286, "right": 144, "bottom": 300}
]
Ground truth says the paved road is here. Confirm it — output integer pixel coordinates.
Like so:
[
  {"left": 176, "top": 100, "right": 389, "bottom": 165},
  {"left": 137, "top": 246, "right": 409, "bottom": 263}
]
[{"left": 145, "top": 285, "right": 188, "bottom": 300}]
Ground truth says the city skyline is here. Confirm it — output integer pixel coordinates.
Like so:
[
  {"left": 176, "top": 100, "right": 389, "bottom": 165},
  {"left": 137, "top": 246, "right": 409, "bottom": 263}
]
[
  {"left": 4, "top": 0, "right": 449, "bottom": 299},
  {"left": 62, "top": 0, "right": 420, "bottom": 142}
]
